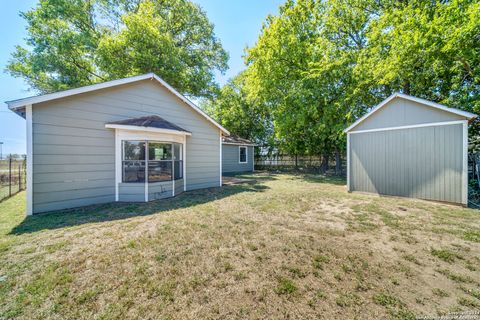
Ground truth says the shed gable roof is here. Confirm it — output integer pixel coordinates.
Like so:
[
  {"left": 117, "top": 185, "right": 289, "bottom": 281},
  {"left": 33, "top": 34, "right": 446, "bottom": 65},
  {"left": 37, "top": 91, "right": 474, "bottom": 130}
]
[
  {"left": 5, "top": 73, "right": 229, "bottom": 135},
  {"left": 344, "top": 93, "right": 477, "bottom": 133}
]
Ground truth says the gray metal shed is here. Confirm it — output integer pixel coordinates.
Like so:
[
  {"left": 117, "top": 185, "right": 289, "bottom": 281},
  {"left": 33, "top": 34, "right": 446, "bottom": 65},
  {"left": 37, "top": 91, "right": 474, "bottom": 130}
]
[{"left": 345, "top": 93, "right": 477, "bottom": 205}]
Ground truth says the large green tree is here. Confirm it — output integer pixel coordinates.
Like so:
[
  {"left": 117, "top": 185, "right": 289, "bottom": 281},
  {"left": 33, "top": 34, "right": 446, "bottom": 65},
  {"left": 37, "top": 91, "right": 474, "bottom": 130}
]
[
  {"left": 201, "top": 72, "right": 272, "bottom": 146},
  {"left": 244, "top": 0, "right": 323, "bottom": 158},
  {"left": 7, "top": 0, "right": 228, "bottom": 97},
  {"left": 243, "top": 0, "right": 373, "bottom": 172},
  {"left": 356, "top": 0, "right": 480, "bottom": 114},
  {"left": 224, "top": 0, "right": 479, "bottom": 173}
]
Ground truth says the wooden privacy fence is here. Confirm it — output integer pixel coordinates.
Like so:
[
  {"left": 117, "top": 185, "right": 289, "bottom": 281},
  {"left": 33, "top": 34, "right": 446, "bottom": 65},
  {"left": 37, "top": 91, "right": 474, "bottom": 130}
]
[
  {"left": 0, "top": 156, "right": 26, "bottom": 202},
  {"left": 255, "top": 154, "right": 345, "bottom": 173}
]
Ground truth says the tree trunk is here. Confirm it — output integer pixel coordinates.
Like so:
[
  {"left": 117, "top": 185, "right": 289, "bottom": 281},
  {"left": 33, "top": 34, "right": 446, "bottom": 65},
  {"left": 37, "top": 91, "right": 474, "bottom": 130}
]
[
  {"left": 320, "top": 154, "right": 329, "bottom": 174},
  {"left": 403, "top": 81, "right": 411, "bottom": 95},
  {"left": 335, "top": 149, "right": 342, "bottom": 175}
]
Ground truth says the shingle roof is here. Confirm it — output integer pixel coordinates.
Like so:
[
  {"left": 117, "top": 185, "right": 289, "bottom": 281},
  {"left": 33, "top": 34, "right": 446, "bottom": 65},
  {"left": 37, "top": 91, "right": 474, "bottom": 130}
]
[
  {"left": 106, "top": 115, "right": 190, "bottom": 133},
  {"left": 222, "top": 135, "right": 255, "bottom": 146}
]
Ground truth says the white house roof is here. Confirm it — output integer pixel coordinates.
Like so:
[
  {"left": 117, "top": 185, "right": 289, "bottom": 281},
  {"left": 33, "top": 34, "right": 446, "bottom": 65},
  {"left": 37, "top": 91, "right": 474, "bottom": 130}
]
[
  {"left": 5, "top": 73, "right": 230, "bottom": 135},
  {"left": 344, "top": 93, "right": 477, "bottom": 133}
]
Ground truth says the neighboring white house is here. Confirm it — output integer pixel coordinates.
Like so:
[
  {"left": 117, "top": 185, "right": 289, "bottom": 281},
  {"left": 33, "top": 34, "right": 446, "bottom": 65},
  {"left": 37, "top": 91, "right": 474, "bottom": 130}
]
[
  {"left": 345, "top": 93, "right": 477, "bottom": 205},
  {"left": 6, "top": 73, "right": 230, "bottom": 215}
]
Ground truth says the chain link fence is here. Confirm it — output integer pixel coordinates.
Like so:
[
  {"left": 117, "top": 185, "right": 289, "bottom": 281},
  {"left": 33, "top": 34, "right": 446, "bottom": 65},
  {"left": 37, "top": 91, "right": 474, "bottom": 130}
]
[{"left": 0, "top": 156, "right": 26, "bottom": 202}]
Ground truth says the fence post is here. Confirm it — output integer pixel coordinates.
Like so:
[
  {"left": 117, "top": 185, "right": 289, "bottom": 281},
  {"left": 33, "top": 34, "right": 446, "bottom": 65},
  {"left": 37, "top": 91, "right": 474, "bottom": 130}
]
[
  {"left": 18, "top": 164, "right": 21, "bottom": 191},
  {"left": 9, "top": 156, "right": 12, "bottom": 197}
]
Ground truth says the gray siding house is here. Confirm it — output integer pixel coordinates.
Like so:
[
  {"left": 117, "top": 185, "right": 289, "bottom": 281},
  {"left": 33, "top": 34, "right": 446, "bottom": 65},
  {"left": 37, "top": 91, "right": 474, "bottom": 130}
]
[
  {"left": 7, "top": 73, "right": 230, "bottom": 215},
  {"left": 222, "top": 136, "right": 255, "bottom": 174},
  {"left": 345, "top": 93, "right": 477, "bottom": 205}
]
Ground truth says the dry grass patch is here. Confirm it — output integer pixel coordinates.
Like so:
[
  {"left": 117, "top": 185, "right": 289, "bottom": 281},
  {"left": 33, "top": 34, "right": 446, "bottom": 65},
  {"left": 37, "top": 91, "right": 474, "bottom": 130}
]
[{"left": 0, "top": 173, "right": 479, "bottom": 319}]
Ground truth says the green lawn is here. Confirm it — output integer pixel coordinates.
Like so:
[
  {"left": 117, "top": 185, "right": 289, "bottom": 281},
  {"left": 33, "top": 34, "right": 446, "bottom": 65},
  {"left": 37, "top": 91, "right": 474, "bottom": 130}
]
[{"left": 0, "top": 173, "right": 479, "bottom": 319}]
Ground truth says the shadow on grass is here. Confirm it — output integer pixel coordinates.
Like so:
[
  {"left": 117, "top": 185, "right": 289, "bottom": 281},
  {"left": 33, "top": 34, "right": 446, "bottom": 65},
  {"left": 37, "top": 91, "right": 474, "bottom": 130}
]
[
  {"left": 10, "top": 182, "right": 269, "bottom": 235},
  {"left": 247, "top": 170, "right": 345, "bottom": 186},
  {"left": 299, "top": 174, "right": 346, "bottom": 186},
  {"left": 224, "top": 171, "right": 279, "bottom": 181}
]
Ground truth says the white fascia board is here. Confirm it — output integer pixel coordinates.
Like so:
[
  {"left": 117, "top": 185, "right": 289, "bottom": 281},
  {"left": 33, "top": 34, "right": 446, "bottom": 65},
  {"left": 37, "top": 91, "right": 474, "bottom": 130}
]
[
  {"left": 105, "top": 124, "right": 192, "bottom": 136},
  {"left": 344, "top": 93, "right": 397, "bottom": 133},
  {"left": 348, "top": 120, "right": 466, "bottom": 134},
  {"left": 222, "top": 142, "right": 257, "bottom": 146},
  {"left": 6, "top": 72, "right": 230, "bottom": 135},
  {"left": 395, "top": 93, "right": 477, "bottom": 119},
  {"left": 344, "top": 93, "right": 477, "bottom": 133},
  {"left": 6, "top": 74, "right": 154, "bottom": 109},
  {"left": 151, "top": 74, "right": 230, "bottom": 135}
]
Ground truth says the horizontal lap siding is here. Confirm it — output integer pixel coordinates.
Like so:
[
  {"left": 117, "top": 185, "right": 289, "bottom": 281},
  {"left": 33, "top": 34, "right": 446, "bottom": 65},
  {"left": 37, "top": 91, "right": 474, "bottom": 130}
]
[
  {"left": 174, "top": 179, "right": 184, "bottom": 196},
  {"left": 186, "top": 134, "right": 220, "bottom": 190},
  {"left": 350, "top": 124, "right": 463, "bottom": 204},
  {"left": 222, "top": 145, "right": 254, "bottom": 174},
  {"left": 118, "top": 183, "right": 144, "bottom": 202},
  {"left": 149, "top": 181, "right": 173, "bottom": 200},
  {"left": 34, "top": 196, "right": 114, "bottom": 214},
  {"left": 32, "top": 111, "right": 115, "bottom": 212},
  {"left": 32, "top": 80, "right": 220, "bottom": 213}
]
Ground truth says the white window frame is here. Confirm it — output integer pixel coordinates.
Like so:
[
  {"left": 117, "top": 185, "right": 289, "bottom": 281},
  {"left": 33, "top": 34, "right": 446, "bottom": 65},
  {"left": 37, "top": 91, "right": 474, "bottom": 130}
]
[
  {"left": 239, "top": 146, "right": 248, "bottom": 164},
  {"left": 114, "top": 128, "right": 186, "bottom": 202}
]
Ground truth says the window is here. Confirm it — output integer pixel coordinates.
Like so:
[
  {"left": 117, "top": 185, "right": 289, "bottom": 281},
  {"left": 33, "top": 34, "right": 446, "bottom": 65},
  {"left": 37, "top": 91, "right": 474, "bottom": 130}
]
[
  {"left": 122, "top": 141, "right": 183, "bottom": 183},
  {"left": 239, "top": 146, "right": 247, "bottom": 163},
  {"left": 148, "top": 143, "right": 172, "bottom": 182},
  {"left": 173, "top": 143, "right": 183, "bottom": 180},
  {"left": 122, "top": 141, "right": 146, "bottom": 183}
]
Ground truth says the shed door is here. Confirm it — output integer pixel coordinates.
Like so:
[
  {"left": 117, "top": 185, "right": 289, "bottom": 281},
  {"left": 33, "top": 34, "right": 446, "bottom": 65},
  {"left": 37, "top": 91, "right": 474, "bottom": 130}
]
[{"left": 349, "top": 123, "right": 464, "bottom": 204}]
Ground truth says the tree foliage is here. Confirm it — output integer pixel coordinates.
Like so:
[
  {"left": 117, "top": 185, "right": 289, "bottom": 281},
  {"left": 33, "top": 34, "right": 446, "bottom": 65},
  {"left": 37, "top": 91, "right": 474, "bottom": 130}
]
[
  {"left": 356, "top": 0, "right": 480, "bottom": 113},
  {"left": 7, "top": 0, "right": 228, "bottom": 97},
  {"left": 201, "top": 72, "right": 272, "bottom": 146},
  {"left": 244, "top": 0, "right": 371, "bottom": 162},
  {"left": 208, "top": 0, "right": 480, "bottom": 169}
]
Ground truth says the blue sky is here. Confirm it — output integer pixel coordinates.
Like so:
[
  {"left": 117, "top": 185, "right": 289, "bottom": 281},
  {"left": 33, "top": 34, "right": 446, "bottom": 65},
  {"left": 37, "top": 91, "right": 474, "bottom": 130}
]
[{"left": 0, "top": 0, "right": 283, "bottom": 155}]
